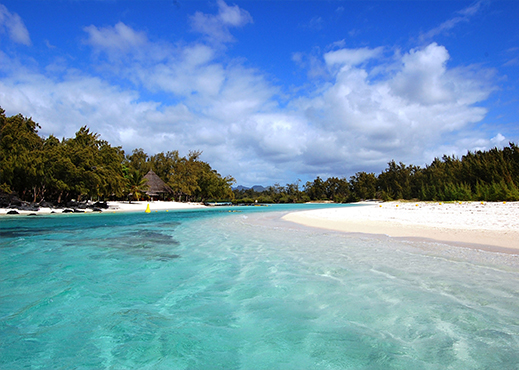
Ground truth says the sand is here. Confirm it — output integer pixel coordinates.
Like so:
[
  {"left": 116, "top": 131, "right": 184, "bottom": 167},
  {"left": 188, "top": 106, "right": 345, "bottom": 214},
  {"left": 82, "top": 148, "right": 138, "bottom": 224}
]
[
  {"left": 283, "top": 201, "right": 519, "bottom": 253},
  {"left": 0, "top": 201, "right": 206, "bottom": 215}
]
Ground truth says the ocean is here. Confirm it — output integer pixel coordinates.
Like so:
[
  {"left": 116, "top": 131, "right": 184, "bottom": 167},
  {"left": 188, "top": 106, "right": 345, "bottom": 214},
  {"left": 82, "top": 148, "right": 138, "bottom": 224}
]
[{"left": 1, "top": 204, "right": 518, "bottom": 369}]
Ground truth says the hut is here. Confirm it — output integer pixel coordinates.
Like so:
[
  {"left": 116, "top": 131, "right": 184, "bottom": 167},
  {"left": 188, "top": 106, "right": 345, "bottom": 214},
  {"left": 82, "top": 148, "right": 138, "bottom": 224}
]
[{"left": 143, "top": 170, "right": 173, "bottom": 201}]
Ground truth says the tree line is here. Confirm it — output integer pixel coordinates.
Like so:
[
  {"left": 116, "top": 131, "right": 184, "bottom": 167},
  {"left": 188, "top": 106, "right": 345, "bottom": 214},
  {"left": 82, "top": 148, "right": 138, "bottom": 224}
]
[
  {"left": 0, "top": 108, "right": 235, "bottom": 204},
  {"left": 234, "top": 143, "right": 519, "bottom": 203},
  {"left": 2, "top": 107, "right": 518, "bottom": 205}
]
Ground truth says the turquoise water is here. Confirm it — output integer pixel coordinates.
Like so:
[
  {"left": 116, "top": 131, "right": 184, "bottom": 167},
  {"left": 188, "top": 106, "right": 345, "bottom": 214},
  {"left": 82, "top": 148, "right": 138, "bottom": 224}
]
[{"left": 1, "top": 204, "right": 518, "bottom": 369}]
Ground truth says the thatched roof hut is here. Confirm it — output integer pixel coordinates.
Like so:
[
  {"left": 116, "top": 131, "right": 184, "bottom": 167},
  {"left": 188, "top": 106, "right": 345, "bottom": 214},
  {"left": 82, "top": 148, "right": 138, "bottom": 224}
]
[{"left": 143, "top": 170, "right": 173, "bottom": 199}]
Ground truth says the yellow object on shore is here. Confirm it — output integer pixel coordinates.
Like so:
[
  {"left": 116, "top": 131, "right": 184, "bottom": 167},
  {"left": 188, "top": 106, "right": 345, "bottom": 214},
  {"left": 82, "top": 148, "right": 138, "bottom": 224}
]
[{"left": 145, "top": 204, "right": 151, "bottom": 213}]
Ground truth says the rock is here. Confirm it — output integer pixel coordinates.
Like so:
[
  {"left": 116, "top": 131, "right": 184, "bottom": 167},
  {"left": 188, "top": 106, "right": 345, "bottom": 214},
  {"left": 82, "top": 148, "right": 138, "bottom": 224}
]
[
  {"left": 18, "top": 204, "right": 39, "bottom": 212},
  {"left": 66, "top": 200, "right": 79, "bottom": 208},
  {"left": 62, "top": 209, "right": 74, "bottom": 214},
  {"left": 7, "top": 210, "right": 19, "bottom": 215},
  {"left": 9, "top": 196, "right": 22, "bottom": 206},
  {"left": 0, "top": 192, "right": 10, "bottom": 208},
  {"left": 91, "top": 201, "right": 109, "bottom": 209}
]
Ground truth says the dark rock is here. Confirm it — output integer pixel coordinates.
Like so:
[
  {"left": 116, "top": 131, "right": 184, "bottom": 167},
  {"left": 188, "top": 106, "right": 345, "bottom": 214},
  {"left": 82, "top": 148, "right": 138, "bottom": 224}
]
[
  {"left": 62, "top": 209, "right": 74, "bottom": 214},
  {"left": 66, "top": 201, "right": 78, "bottom": 208},
  {"left": 0, "top": 192, "right": 10, "bottom": 208},
  {"left": 17, "top": 204, "right": 39, "bottom": 212},
  {"left": 92, "top": 208, "right": 103, "bottom": 212},
  {"left": 27, "top": 213, "right": 38, "bottom": 216},
  {"left": 73, "top": 209, "right": 85, "bottom": 213},
  {"left": 91, "top": 201, "right": 109, "bottom": 209},
  {"left": 9, "top": 197, "right": 22, "bottom": 206},
  {"left": 7, "top": 210, "right": 19, "bottom": 215}
]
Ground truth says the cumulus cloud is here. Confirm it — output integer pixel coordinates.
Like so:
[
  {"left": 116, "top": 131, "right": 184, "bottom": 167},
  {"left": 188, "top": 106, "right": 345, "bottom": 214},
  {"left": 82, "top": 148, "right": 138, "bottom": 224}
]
[
  {"left": 0, "top": 4, "right": 31, "bottom": 45},
  {"left": 290, "top": 42, "right": 493, "bottom": 176},
  {"left": 190, "top": 0, "right": 252, "bottom": 43}
]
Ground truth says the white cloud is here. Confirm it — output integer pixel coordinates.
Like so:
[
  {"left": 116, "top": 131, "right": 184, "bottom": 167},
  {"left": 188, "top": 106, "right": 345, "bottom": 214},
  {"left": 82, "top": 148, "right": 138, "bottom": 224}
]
[
  {"left": 290, "top": 42, "right": 493, "bottom": 174},
  {"left": 324, "top": 46, "right": 383, "bottom": 67},
  {"left": 217, "top": 0, "right": 253, "bottom": 27},
  {"left": 190, "top": 0, "right": 252, "bottom": 43},
  {"left": 491, "top": 133, "right": 506, "bottom": 146},
  {"left": 0, "top": 4, "right": 31, "bottom": 45},
  {"left": 83, "top": 22, "right": 148, "bottom": 58}
]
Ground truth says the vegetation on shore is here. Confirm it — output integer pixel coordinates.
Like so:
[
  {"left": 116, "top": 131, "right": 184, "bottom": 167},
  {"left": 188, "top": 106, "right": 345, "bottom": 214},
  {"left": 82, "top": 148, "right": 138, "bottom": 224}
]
[
  {"left": 234, "top": 143, "right": 519, "bottom": 203},
  {"left": 0, "top": 108, "right": 234, "bottom": 204},
  {"left": 1, "top": 107, "right": 518, "bottom": 205}
]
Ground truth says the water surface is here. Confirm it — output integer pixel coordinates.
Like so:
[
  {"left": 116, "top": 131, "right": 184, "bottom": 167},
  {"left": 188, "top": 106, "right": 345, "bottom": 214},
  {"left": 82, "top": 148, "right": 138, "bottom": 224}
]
[{"left": 1, "top": 205, "right": 518, "bottom": 369}]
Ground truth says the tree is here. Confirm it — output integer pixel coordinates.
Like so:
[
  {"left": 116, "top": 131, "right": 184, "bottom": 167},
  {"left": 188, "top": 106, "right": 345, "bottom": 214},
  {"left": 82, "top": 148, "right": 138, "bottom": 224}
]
[
  {"left": 126, "top": 170, "right": 149, "bottom": 202},
  {"left": 0, "top": 110, "right": 44, "bottom": 201},
  {"left": 349, "top": 172, "right": 376, "bottom": 201},
  {"left": 126, "top": 148, "right": 151, "bottom": 175}
]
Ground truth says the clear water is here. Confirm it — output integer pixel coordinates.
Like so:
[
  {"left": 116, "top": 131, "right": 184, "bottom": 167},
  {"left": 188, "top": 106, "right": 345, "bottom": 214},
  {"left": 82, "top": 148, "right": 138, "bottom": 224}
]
[{"left": 1, "top": 204, "right": 518, "bottom": 369}]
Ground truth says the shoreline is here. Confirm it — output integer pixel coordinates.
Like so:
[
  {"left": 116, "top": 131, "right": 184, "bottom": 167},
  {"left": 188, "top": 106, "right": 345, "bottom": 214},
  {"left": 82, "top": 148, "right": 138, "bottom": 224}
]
[
  {"left": 0, "top": 200, "right": 206, "bottom": 216},
  {"left": 282, "top": 201, "right": 519, "bottom": 253}
]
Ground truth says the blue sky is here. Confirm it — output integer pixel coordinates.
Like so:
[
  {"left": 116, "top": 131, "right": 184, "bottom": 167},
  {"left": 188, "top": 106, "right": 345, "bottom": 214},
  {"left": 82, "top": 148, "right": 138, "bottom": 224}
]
[{"left": 1, "top": 0, "right": 518, "bottom": 186}]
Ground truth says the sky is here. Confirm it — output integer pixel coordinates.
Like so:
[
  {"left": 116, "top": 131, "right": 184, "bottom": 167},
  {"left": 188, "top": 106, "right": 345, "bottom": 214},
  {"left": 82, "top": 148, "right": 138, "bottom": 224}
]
[{"left": 0, "top": 0, "right": 518, "bottom": 187}]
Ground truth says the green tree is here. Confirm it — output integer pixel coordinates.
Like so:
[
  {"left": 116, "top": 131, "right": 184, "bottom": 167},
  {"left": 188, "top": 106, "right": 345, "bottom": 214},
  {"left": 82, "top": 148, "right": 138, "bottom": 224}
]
[
  {"left": 349, "top": 172, "right": 376, "bottom": 201},
  {"left": 126, "top": 170, "right": 149, "bottom": 202},
  {"left": 0, "top": 109, "right": 44, "bottom": 201},
  {"left": 126, "top": 148, "right": 151, "bottom": 175}
]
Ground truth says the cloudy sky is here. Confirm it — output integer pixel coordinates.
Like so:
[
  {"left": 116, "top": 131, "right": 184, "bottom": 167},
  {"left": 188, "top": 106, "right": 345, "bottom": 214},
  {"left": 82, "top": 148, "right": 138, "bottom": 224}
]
[{"left": 1, "top": 0, "right": 518, "bottom": 186}]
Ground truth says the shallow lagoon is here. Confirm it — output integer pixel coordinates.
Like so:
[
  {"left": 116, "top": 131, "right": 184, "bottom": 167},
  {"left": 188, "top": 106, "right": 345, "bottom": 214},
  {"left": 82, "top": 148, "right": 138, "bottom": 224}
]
[{"left": 1, "top": 204, "right": 518, "bottom": 369}]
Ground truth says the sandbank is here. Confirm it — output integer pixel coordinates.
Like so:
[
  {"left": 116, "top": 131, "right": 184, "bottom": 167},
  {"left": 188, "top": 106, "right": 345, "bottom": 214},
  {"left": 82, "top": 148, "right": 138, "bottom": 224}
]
[
  {"left": 283, "top": 201, "right": 519, "bottom": 253},
  {"left": 0, "top": 201, "right": 206, "bottom": 216}
]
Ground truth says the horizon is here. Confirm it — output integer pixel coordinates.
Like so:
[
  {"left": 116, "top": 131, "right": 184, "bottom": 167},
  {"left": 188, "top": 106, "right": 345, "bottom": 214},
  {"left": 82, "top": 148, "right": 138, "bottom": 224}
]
[{"left": 1, "top": 0, "right": 518, "bottom": 187}]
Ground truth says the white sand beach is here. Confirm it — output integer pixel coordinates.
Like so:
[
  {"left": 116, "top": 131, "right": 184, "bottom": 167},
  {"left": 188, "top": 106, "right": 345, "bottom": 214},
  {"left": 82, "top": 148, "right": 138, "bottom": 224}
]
[
  {"left": 105, "top": 201, "right": 206, "bottom": 212},
  {"left": 0, "top": 201, "right": 206, "bottom": 215},
  {"left": 283, "top": 201, "right": 519, "bottom": 252}
]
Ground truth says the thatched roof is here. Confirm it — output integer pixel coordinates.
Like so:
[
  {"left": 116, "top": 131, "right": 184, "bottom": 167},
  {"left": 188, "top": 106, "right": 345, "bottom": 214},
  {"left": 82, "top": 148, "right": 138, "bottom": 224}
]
[{"left": 143, "top": 170, "right": 173, "bottom": 196}]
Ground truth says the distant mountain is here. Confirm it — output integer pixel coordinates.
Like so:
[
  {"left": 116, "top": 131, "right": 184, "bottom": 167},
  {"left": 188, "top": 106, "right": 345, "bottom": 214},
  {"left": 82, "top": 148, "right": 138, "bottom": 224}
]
[{"left": 233, "top": 185, "right": 267, "bottom": 192}]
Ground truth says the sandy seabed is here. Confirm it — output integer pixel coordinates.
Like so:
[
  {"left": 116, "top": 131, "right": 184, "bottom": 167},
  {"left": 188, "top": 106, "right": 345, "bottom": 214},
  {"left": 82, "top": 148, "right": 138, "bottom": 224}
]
[{"left": 283, "top": 201, "right": 519, "bottom": 253}]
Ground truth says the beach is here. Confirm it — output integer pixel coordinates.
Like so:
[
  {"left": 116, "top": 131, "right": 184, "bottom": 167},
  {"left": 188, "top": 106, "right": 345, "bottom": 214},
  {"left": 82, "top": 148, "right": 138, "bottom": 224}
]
[
  {"left": 0, "top": 200, "right": 206, "bottom": 215},
  {"left": 283, "top": 201, "right": 519, "bottom": 252}
]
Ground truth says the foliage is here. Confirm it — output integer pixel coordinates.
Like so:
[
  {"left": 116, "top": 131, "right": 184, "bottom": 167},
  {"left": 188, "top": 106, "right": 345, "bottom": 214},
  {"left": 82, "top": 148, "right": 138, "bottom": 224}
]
[
  {"left": 126, "top": 170, "right": 149, "bottom": 202},
  {"left": 0, "top": 107, "right": 234, "bottom": 203}
]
